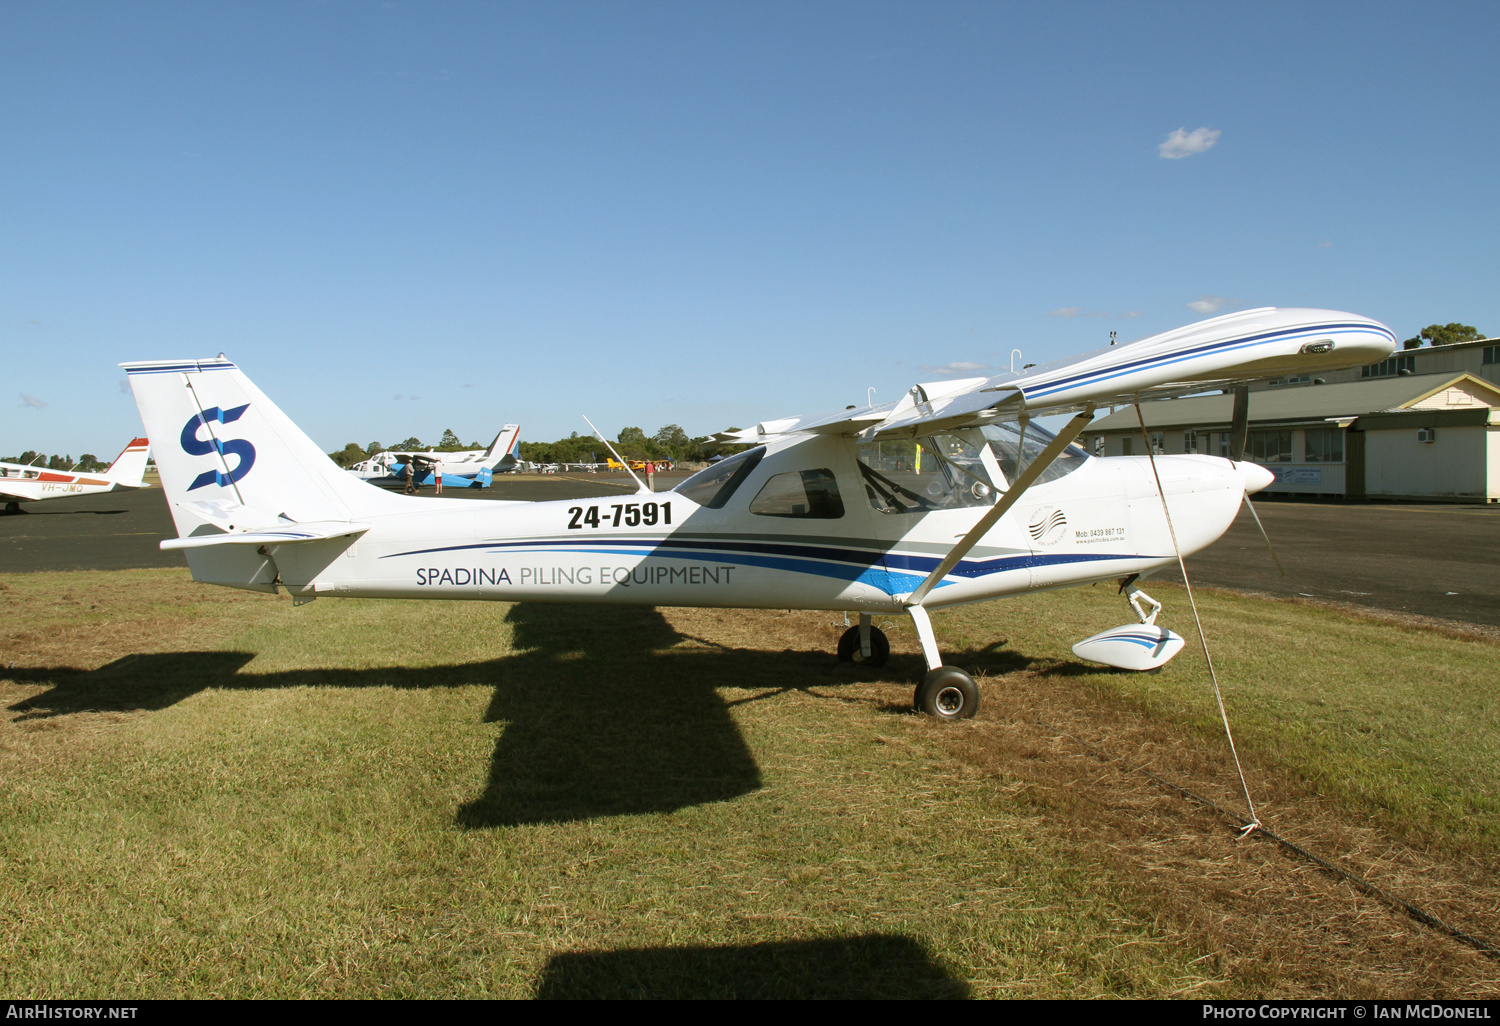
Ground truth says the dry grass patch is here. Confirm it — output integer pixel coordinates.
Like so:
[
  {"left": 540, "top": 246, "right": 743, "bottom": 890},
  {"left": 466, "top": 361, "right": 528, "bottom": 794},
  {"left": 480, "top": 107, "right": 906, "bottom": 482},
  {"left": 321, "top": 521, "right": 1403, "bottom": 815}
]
[{"left": 2, "top": 571, "right": 1497, "bottom": 998}]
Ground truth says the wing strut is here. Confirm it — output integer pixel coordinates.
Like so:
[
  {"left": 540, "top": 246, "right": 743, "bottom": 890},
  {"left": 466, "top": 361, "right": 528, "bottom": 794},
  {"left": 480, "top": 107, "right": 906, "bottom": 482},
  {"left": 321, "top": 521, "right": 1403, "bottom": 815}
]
[{"left": 904, "top": 404, "right": 1095, "bottom": 607}]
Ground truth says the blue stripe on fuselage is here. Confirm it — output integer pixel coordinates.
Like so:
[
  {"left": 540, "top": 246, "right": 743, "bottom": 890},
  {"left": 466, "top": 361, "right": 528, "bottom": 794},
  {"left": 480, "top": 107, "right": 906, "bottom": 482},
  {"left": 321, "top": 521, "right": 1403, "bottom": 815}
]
[{"left": 381, "top": 534, "right": 1156, "bottom": 594}]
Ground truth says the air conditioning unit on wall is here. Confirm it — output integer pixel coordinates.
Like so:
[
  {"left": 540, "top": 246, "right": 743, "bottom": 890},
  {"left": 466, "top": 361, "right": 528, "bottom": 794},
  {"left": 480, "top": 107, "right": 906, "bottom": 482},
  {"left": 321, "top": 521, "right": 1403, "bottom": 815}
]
[{"left": 1417, "top": 427, "right": 1436, "bottom": 443}]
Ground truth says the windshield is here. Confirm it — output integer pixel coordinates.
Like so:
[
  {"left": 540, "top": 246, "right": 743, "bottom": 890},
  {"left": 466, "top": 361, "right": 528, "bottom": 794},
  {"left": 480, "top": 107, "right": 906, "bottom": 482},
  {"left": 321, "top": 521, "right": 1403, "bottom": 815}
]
[
  {"left": 982, "top": 422, "right": 1088, "bottom": 486},
  {"left": 674, "top": 447, "right": 766, "bottom": 508}
]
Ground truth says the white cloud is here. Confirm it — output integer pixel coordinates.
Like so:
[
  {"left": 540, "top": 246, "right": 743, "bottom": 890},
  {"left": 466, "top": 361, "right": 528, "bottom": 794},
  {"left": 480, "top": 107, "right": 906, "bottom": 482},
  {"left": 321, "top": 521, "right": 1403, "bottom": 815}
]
[
  {"left": 21, "top": 392, "right": 46, "bottom": 409},
  {"left": 1187, "top": 296, "right": 1229, "bottom": 314},
  {"left": 920, "top": 361, "right": 992, "bottom": 377},
  {"left": 1159, "top": 126, "right": 1221, "bottom": 159},
  {"left": 1049, "top": 307, "right": 1139, "bottom": 319}
]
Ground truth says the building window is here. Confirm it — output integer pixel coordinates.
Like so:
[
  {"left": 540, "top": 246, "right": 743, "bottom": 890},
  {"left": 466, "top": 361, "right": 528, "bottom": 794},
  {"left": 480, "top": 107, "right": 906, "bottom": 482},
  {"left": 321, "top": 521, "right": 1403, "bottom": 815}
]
[
  {"left": 1092, "top": 435, "right": 1105, "bottom": 456},
  {"left": 1304, "top": 427, "right": 1344, "bottom": 463},
  {"left": 1362, "top": 355, "right": 1416, "bottom": 378},
  {"left": 1149, "top": 432, "right": 1165, "bottom": 455},
  {"left": 1247, "top": 430, "right": 1293, "bottom": 463},
  {"left": 1122, "top": 436, "right": 1133, "bottom": 456},
  {"left": 1484, "top": 345, "right": 1498, "bottom": 365},
  {"left": 1183, "top": 430, "right": 1201, "bottom": 453},
  {"left": 1267, "top": 374, "right": 1312, "bottom": 387}
]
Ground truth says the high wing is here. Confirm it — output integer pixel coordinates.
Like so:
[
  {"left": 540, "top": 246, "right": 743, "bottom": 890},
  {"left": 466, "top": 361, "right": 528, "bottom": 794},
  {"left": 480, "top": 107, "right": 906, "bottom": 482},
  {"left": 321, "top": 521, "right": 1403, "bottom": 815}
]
[{"left": 713, "top": 308, "right": 1397, "bottom": 444}]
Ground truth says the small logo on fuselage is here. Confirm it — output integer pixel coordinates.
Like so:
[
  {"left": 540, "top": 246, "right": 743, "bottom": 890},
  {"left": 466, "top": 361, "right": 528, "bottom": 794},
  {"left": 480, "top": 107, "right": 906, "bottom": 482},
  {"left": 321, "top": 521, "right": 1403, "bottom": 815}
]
[{"left": 1028, "top": 507, "right": 1067, "bottom": 546}]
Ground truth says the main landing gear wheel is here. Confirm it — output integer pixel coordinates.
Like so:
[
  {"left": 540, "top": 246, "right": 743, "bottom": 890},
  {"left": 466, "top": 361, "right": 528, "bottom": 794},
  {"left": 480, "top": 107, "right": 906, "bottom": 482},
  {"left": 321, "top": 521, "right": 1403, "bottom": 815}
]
[
  {"left": 837, "top": 624, "right": 890, "bottom": 667},
  {"left": 915, "top": 667, "right": 979, "bottom": 720}
]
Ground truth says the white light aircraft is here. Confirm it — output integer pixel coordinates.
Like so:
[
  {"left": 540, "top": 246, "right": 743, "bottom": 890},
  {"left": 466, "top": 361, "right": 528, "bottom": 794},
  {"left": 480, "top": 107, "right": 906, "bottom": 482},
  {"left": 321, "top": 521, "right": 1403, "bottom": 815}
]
[
  {"left": 0, "top": 438, "right": 152, "bottom": 513},
  {"left": 122, "top": 308, "right": 1395, "bottom": 718},
  {"left": 347, "top": 426, "right": 522, "bottom": 488}
]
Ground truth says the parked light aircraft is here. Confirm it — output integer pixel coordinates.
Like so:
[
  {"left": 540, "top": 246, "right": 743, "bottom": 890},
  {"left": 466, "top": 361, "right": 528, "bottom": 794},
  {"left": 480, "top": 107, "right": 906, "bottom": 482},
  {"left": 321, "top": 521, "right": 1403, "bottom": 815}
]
[
  {"left": 0, "top": 438, "right": 151, "bottom": 513},
  {"left": 347, "top": 426, "right": 521, "bottom": 488},
  {"left": 122, "top": 308, "right": 1395, "bottom": 718}
]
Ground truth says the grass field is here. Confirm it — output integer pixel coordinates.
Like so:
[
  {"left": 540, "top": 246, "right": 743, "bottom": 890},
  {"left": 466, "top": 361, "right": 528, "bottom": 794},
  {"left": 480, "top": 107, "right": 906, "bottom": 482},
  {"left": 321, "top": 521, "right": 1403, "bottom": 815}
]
[{"left": 2, "top": 569, "right": 1497, "bottom": 998}]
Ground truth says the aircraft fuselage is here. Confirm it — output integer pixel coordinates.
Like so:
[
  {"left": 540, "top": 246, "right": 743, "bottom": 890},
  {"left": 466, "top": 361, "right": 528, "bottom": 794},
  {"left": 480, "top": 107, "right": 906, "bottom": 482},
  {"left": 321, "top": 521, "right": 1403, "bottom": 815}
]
[{"left": 185, "top": 433, "right": 1251, "bottom": 614}]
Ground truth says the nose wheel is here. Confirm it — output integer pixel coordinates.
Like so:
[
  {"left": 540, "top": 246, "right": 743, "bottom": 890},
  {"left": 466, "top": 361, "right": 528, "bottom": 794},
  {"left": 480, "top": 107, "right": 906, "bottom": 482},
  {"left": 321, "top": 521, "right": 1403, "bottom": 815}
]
[{"left": 915, "top": 667, "right": 979, "bottom": 720}]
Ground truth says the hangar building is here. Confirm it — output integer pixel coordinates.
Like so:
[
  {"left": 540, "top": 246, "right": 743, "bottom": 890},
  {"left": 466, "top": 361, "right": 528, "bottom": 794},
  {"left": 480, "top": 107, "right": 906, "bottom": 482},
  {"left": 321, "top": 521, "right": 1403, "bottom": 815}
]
[{"left": 1086, "top": 337, "right": 1500, "bottom": 502}]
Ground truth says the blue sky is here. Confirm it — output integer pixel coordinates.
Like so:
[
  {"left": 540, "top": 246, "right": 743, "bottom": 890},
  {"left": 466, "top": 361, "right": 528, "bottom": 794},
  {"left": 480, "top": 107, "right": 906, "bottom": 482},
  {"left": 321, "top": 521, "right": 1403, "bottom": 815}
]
[{"left": 4, "top": 0, "right": 1497, "bottom": 457}]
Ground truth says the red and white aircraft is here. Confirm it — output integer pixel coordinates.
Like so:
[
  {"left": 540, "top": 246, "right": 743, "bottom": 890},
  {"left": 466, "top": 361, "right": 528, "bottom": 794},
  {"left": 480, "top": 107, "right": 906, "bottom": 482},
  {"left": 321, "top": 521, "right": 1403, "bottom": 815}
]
[{"left": 0, "top": 439, "right": 152, "bottom": 513}]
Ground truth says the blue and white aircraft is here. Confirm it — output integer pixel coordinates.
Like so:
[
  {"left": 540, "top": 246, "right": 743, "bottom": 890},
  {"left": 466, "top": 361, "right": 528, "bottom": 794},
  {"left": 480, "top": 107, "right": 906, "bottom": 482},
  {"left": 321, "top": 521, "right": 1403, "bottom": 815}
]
[
  {"left": 347, "top": 426, "right": 521, "bottom": 488},
  {"left": 122, "top": 308, "right": 1395, "bottom": 718}
]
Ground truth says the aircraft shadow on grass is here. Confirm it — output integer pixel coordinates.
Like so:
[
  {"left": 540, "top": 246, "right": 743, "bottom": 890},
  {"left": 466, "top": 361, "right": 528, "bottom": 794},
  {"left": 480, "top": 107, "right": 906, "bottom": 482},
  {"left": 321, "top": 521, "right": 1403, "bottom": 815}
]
[
  {"left": 533, "top": 933, "right": 969, "bottom": 999},
  {"left": 6, "top": 604, "right": 1021, "bottom": 828}
]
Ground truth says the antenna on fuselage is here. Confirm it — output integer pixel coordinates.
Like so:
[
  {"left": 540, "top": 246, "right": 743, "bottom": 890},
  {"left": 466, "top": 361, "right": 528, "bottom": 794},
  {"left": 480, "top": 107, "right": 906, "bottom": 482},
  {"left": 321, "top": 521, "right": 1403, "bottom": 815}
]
[{"left": 582, "top": 415, "right": 652, "bottom": 495}]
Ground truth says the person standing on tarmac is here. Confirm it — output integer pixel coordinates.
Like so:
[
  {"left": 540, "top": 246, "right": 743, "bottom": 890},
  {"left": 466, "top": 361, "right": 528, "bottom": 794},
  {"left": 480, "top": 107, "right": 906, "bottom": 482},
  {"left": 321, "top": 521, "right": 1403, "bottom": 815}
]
[
  {"left": 435, "top": 466, "right": 443, "bottom": 495},
  {"left": 404, "top": 460, "right": 416, "bottom": 495}
]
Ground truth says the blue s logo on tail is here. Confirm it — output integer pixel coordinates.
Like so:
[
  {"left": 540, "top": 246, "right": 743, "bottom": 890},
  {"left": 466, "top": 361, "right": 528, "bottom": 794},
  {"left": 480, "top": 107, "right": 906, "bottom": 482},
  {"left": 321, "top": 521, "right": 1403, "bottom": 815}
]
[{"left": 182, "top": 404, "right": 256, "bottom": 490}]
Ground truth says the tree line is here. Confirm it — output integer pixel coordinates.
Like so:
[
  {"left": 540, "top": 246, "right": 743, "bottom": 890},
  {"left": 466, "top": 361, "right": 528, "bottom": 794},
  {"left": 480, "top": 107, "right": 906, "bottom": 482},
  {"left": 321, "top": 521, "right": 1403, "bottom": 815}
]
[
  {"left": 1, "top": 451, "right": 109, "bottom": 472},
  {"left": 326, "top": 425, "right": 748, "bottom": 468},
  {"left": 518, "top": 424, "right": 749, "bottom": 465}
]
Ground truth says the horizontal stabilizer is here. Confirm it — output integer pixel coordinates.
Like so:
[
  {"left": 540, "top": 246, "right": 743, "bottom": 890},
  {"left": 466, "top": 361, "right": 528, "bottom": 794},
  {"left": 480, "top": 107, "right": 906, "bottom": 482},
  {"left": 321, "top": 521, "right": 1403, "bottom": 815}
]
[{"left": 162, "top": 521, "right": 370, "bottom": 551}]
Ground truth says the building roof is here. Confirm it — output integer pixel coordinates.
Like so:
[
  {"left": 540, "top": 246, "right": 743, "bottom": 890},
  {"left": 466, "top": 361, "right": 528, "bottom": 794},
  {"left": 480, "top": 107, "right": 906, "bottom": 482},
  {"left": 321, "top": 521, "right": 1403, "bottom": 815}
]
[{"left": 1090, "top": 373, "right": 1500, "bottom": 431}]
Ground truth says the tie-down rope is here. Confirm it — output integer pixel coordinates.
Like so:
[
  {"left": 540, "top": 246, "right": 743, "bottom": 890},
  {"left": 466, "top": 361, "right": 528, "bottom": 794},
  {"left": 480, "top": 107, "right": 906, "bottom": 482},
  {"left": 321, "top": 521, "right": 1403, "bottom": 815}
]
[{"left": 1135, "top": 402, "right": 1261, "bottom": 835}]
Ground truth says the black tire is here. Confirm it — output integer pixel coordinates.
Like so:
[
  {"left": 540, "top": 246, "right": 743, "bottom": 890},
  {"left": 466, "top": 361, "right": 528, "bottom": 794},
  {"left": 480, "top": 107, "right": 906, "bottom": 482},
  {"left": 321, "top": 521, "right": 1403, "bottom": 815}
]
[
  {"left": 836, "top": 624, "right": 890, "bottom": 667},
  {"left": 915, "top": 667, "right": 979, "bottom": 720}
]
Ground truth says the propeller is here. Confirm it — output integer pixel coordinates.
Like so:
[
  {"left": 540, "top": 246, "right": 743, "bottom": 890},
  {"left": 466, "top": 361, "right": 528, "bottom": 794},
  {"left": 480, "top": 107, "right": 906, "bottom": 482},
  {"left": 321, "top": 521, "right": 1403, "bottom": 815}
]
[{"left": 1228, "top": 385, "right": 1285, "bottom": 577}]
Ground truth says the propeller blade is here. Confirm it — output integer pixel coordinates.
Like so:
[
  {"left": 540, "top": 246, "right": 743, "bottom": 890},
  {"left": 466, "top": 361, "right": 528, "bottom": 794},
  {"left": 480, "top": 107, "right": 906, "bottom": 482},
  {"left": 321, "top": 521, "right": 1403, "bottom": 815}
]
[
  {"left": 1241, "top": 494, "right": 1286, "bottom": 577},
  {"left": 1228, "top": 385, "right": 1249, "bottom": 462}
]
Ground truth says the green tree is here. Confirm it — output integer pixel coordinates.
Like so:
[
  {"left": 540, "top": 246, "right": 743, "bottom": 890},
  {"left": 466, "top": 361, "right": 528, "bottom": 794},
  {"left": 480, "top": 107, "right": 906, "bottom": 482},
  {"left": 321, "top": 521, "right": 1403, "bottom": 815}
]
[
  {"left": 77, "top": 454, "right": 102, "bottom": 472},
  {"left": 615, "top": 426, "right": 649, "bottom": 460},
  {"left": 1402, "top": 322, "right": 1485, "bottom": 350},
  {"left": 396, "top": 436, "right": 423, "bottom": 451},
  {"left": 366, "top": 441, "right": 385, "bottom": 456},
  {"left": 328, "top": 443, "right": 368, "bottom": 468},
  {"left": 440, "top": 428, "right": 461, "bottom": 449},
  {"left": 652, "top": 424, "right": 691, "bottom": 460}
]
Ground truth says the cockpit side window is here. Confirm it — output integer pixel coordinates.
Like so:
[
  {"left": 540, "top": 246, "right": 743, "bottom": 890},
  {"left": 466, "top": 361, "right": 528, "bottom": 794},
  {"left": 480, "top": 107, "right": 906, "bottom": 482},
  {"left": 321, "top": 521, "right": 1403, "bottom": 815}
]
[
  {"left": 749, "top": 469, "right": 845, "bottom": 519},
  {"left": 673, "top": 446, "right": 766, "bottom": 509}
]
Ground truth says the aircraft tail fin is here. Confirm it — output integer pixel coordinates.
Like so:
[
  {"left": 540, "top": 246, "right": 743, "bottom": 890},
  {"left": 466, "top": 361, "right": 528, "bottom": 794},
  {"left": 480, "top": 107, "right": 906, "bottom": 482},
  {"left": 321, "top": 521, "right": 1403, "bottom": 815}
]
[
  {"left": 484, "top": 424, "right": 522, "bottom": 470},
  {"left": 103, "top": 438, "right": 151, "bottom": 487},
  {"left": 121, "top": 358, "right": 409, "bottom": 538}
]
